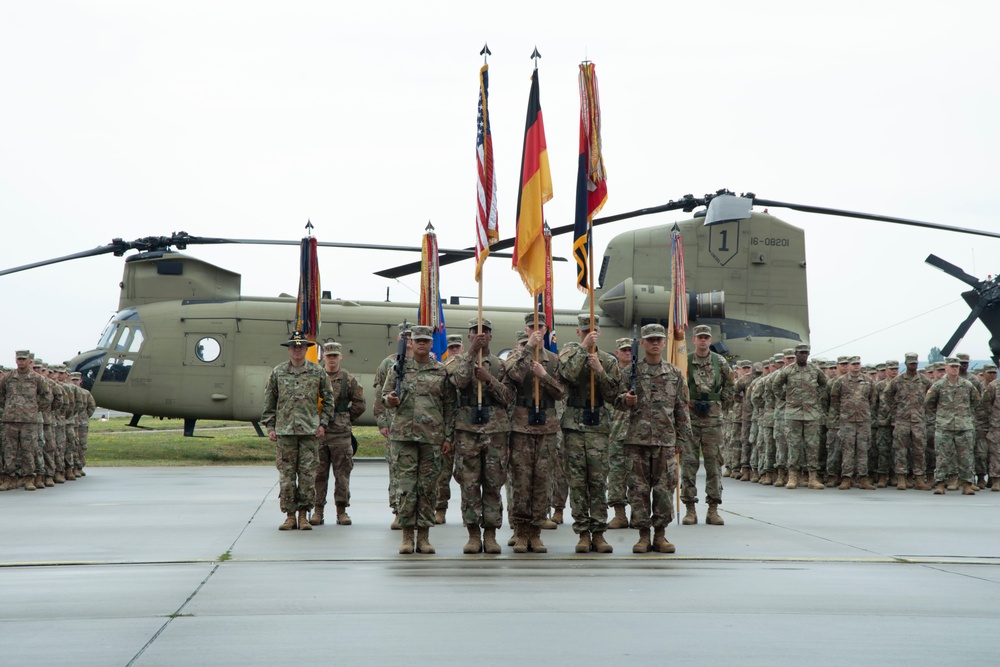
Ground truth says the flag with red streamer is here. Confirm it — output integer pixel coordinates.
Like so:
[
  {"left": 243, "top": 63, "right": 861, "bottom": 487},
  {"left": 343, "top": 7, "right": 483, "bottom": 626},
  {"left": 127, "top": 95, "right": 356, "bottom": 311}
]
[{"left": 295, "top": 235, "right": 321, "bottom": 363}]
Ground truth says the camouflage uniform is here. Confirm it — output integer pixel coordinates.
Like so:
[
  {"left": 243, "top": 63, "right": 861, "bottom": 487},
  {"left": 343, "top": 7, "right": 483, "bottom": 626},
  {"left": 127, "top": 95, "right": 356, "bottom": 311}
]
[
  {"left": 925, "top": 374, "right": 979, "bottom": 485},
  {"left": 502, "top": 342, "right": 566, "bottom": 529},
  {"left": 873, "top": 369, "right": 896, "bottom": 480},
  {"left": 261, "top": 359, "right": 335, "bottom": 514},
  {"left": 760, "top": 369, "right": 778, "bottom": 478},
  {"left": 682, "top": 350, "right": 735, "bottom": 506},
  {"left": 772, "top": 359, "right": 828, "bottom": 474},
  {"left": 448, "top": 349, "right": 513, "bottom": 529},
  {"left": 972, "top": 370, "right": 996, "bottom": 482},
  {"left": 829, "top": 372, "right": 874, "bottom": 479},
  {"left": 36, "top": 371, "right": 60, "bottom": 481},
  {"left": 62, "top": 378, "right": 81, "bottom": 475},
  {"left": 980, "top": 378, "right": 1000, "bottom": 487},
  {"left": 885, "top": 370, "right": 932, "bottom": 481},
  {"left": 616, "top": 358, "right": 692, "bottom": 529},
  {"left": 315, "top": 366, "right": 366, "bottom": 512},
  {"left": 75, "top": 381, "right": 97, "bottom": 472},
  {"left": 0, "top": 363, "right": 49, "bottom": 484},
  {"left": 607, "top": 384, "right": 630, "bottom": 508},
  {"left": 381, "top": 356, "right": 456, "bottom": 528},
  {"left": 374, "top": 353, "right": 399, "bottom": 513},
  {"left": 738, "top": 368, "right": 756, "bottom": 475},
  {"left": 558, "top": 340, "right": 621, "bottom": 535}
]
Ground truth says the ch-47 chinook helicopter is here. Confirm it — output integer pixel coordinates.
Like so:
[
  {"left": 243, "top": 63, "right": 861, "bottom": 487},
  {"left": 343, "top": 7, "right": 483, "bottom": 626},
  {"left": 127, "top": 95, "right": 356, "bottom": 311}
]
[{"left": 3, "top": 190, "right": 998, "bottom": 436}]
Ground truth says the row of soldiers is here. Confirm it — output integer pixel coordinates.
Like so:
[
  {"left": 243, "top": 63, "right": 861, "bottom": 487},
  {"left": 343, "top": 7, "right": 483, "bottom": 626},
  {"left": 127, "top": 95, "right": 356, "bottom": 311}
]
[
  {"left": 373, "top": 314, "right": 707, "bottom": 556},
  {"left": 721, "top": 347, "right": 999, "bottom": 495},
  {"left": 0, "top": 350, "right": 96, "bottom": 491}
]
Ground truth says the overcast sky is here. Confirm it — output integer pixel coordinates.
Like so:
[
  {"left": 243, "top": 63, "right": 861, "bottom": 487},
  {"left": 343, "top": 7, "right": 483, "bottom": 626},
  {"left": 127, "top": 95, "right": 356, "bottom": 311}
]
[{"left": 2, "top": 1, "right": 998, "bottom": 366}]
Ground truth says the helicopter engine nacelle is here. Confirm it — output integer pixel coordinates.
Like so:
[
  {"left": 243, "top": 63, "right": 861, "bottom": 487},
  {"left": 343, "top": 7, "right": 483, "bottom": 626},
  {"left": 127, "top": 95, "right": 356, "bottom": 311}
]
[{"left": 597, "top": 277, "right": 724, "bottom": 328}]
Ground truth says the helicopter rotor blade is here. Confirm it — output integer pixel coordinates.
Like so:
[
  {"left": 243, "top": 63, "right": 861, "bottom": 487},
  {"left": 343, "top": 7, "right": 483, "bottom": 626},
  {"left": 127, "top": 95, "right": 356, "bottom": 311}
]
[
  {"left": 752, "top": 198, "right": 1000, "bottom": 240},
  {"left": 0, "top": 244, "right": 122, "bottom": 277},
  {"left": 213, "top": 237, "right": 514, "bottom": 258},
  {"left": 924, "top": 254, "right": 982, "bottom": 288},
  {"left": 941, "top": 300, "right": 986, "bottom": 357}
]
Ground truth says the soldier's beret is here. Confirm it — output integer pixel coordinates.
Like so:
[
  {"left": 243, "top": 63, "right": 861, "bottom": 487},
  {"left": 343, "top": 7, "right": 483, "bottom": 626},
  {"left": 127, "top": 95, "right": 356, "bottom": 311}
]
[
  {"left": 446, "top": 335, "right": 464, "bottom": 347},
  {"left": 641, "top": 323, "right": 667, "bottom": 339},
  {"left": 523, "top": 311, "right": 547, "bottom": 326},
  {"left": 410, "top": 325, "right": 434, "bottom": 341},
  {"left": 322, "top": 341, "right": 342, "bottom": 356},
  {"left": 616, "top": 337, "right": 632, "bottom": 350},
  {"left": 692, "top": 324, "right": 712, "bottom": 337},
  {"left": 945, "top": 357, "right": 961, "bottom": 366},
  {"left": 467, "top": 318, "right": 493, "bottom": 331}
]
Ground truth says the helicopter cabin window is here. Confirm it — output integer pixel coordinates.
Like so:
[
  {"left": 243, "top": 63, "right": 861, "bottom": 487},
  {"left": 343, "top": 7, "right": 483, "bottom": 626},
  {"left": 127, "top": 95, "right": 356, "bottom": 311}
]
[
  {"left": 195, "top": 337, "right": 221, "bottom": 363},
  {"left": 102, "top": 357, "right": 133, "bottom": 383}
]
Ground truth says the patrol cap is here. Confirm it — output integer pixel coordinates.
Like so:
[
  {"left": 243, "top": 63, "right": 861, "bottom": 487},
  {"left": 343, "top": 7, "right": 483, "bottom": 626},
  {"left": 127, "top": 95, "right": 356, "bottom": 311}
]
[
  {"left": 782, "top": 348, "right": 795, "bottom": 357},
  {"left": 397, "top": 322, "right": 412, "bottom": 334},
  {"left": 875, "top": 363, "right": 886, "bottom": 371},
  {"left": 446, "top": 334, "right": 464, "bottom": 347},
  {"left": 616, "top": 337, "right": 632, "bottom": 350},
  {"left": 467, "top": 318, "right": 493, "bottom": 331},
  {"left": 70, "top": 372, "right": 82, "bottom": 379},
  {"left": 794, "top": 344, "right": 810, "bottom": 353},
  {"left": 515, "top": 330, "right": 529, "bottom": 343},
  {"left": 641, "top": 323, "right": 667, "bottom": 339},
  {"left": 956, "top": 353, "right": 970, "bottom": 362},
  {"left": 53, "top": 364, "right": 68, "bottom": 373},
  {"left": 410, "top": 325, "right": 434, "bottom": 341},
  {"left": 885, "top": 360, "right": 899, "bottom": 369},
  {"left": 848, "top": 356, "right": 861, "bottom": 364},
  {"left": 837, "top": 356, "right": 849, "bottom": 364},
  {"left": 904, "top": 352, "right": 918, "bottom": 363},
  {"left": 15, "top": 350, "right": 31, "bottom": 359},
  {"left": 281, "top": 331, "right": 314, "bottom": 347},
  {"left": 692, "top": 324, "right": 712, "bottom": 337},
  {"left": 576, "top": 313, "right": 600, "bottom": 329},
  {"left": 739, "top": 359, "right": 752, "bottom": 368},
  {"left": 523, "top": 311, "right": 547, "bottom": 326},
  {"left": 945, "top": 357, "right": 960, "bottom": 366},
  {"left": 983, "top": 364, "right": 998, "bottom": 372},
  {"left": 752, "top": 362, "right": 763, "bottom": 373},
  {"left": 322, "top": 341, "right": 342, "bottom": 356},
  {"left": 772, "top": 354, "right": 783, "bottom": 362}
]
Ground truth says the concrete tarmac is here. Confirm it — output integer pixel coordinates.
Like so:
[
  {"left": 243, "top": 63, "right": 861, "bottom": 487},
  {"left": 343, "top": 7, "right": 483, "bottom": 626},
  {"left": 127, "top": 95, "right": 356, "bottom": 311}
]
[{"left": 2, "top": 464, "right": 998, "bottom": 666}]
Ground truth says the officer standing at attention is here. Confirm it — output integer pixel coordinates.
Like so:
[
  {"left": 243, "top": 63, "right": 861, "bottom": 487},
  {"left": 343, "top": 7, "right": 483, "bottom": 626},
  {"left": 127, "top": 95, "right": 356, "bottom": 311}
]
[
  {"left": 557, "top": 313, "right": 621, "bottom": 554},
  {"left": 311, "top": 341, "right": 366, "bottom": 527},
  {"left": 772, "top": 344, "right": 828, "bottom": 490},
  {"left": 681, "top": 324, "right": 735, "bottom": 526},
  {"left": 261, "top": 331, "right": 335, "bottom": 531},
  {"left": 383, "top": 325, "right": 456, "bottom": 555},
  {"left": 447, "top": 318, "right": 513, "bottom": 554},
  {"left": 0, "top": 351, "right": 50, "bottom": 491},
  {"left": 925, "top": 357, "right": 980, "bottom": 495}
]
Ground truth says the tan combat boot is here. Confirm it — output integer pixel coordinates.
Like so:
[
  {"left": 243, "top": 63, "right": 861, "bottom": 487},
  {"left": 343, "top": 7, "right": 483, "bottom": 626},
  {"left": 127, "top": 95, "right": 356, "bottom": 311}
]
[
  {"left": 990, "top": 478, "right": 999, "bottom": 492},
  {"left": 76, "top": 468, "right": 86, "bottom": 477},
  {"left": 575, "top": 531, "right": 592, "bottom": 553},
  {"left": 513, "top": 524, "right": 529, "bottom": 553},
  {"left": 681, "top": 503, "right": 698, "bottom": 525},
  {"left": 608, "top": 505, "right": 629, "bottom": 530},
  {"left": 540, "top": 516, "right": 558, "bottom": 530},
  {"left": 785, "top": 469, "right": 799, "bottom": 490},
  {"left": 976, "top": 473, "right": 987, "bottom": 488},
  {"left": 591, "top": 531, "right": 613, "bottom": 553},
  {"left": 838, "top": 476, "right": 852, "bottom": 490},
  {"left": 336, "top": 504, "right": 351, "bottom": 525},
  {"left": 759, "top": 471, "right": 773, "bottom": 485},
  {"left": 632, "top": 527, "right": 652, "bottom": 553},
  {"left": 34, "top": 474, "right": 45, "bottom": 489},
  {"left": 434, "top": 508, "right": 447, "bottom": 524},
  {"left": 416, "top": 527, "right": 436, "bottom": 554},
  {"left": 527, "top": 525, "right": 547, "bottom": 553},
  {"left": 750, "top": 470, "right": 761, "bottom": 483},
  {"left": 896, "top": 474, "right": 907, "bottom": 491},
  {"left": 508, "top": 529, "right": 518, "bottom": 547},
  {"left": 740, "top": 466, "right": 752, "bottom": 481},
  {"left": 482, "top": 527, "right": 502, "bottom": 554},
  {"left": 0, "top": 475, "right": 13, "bottom": 491},
  {"left": 297, "top": 509, "right": 312, "bottom": 530},
  {"left": 65, "top": 468, "right": 76, "bottom": 481},
  {"left": 808, "top": 471, "right": 825, "bottom": 490},
  {"left": 876, "top": 474, "right": 888, "bottom": 488},
  {"left": 44, "top": 476, "right": 55, "bottom": 487},
  {"left": 723, "top": 467, "right": 732, "bottom": 478},
  {"left": 946, "top": 475, "right": 959, "bottom": 491},
  {"left": 399, "top": 527, "right": 415, "bottom": 554},
  {"left": 652, "top": 527, "right": 675, "bottom": 553},
  {"left": 391, "top": 513, "right": 401, "bottom": 530},
  {"left": 706, "top": 504, "right": 725, "bottom": 525},
  {"left": 279, "top": 513, "right": 297, "bottom": 531},
  {"left": 857, "top": 475, "right": 875, "bottom": 490},
  {"left": 961, "top": 482, "right": 976, "bottom": 496},
  {"left": 551, "top": 508, "right": 564, "bottom": 525},
  {"left": 773, "top": 468, "right": 785, "bottom": 486},
  {"left": 24, "top": 477, "right": 37, "bottom": 491},
  {"left": 914, "top": 475, "right": 931, "bottom": 491},
  {"left": 933, "top": 482, "right": 946, "bottom": 495},
  {"left": 825, "top": 473, "right": 838, "bottom": 488},
  {"left": 309, "top": 506, "right": 325, "bottom": 526},
  {"left": 463, "top": 525, "right": 483, "bottom": 554}
]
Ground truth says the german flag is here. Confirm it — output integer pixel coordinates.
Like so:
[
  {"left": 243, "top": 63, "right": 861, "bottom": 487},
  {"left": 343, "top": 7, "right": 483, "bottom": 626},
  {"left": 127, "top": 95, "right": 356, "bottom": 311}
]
[{"left": 512, "top": 68, "right": 552, "bottom": 296}]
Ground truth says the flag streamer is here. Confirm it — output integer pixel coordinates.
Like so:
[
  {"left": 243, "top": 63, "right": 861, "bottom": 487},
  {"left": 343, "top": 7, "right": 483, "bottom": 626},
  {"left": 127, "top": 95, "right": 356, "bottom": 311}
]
[
  {"left": 295, "top": 235, "right": 321, "bottom": 363},
  {"left": 419, "top": 225, "right": 449, "bottom": 360},
  {"left": 572, "top": 62, "right": 608, "bottom": 293}
]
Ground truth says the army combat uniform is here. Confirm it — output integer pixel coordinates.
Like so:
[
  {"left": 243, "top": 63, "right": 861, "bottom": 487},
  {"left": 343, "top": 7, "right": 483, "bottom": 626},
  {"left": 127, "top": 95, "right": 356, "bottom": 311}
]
[
  {"left": 829, "top": 361, "right": 875, "bottom": 488},
  {"left": 980, "top": 376, "right": 1000, "bottom": 491},
  {"left": 0, "top": 352, "right": 50, "bottom": 491},
  {"left": 884, "top": 358, "right": 932, "bottom": 490},
  {"left": 771, "top": 346, "right": 828, "bottom": 489},
  {"left": 925, "top": 361, "right": 979, "bottom": 494}
]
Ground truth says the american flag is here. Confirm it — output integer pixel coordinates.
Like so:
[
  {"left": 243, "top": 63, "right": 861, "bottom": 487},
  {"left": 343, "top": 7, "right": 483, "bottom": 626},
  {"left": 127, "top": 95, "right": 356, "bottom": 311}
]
[{"left": 475, "top": 63, "right": 498, "bottom": 282}]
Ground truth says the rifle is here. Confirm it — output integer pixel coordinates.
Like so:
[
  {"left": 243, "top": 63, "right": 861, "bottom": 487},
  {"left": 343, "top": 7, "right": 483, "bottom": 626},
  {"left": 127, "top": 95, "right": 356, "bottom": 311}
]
[
  {"left": 393, "top": 318, "right": 407, "bottom": 400},
  {"left": 630, "top": 324, "right": 639, "bottom": 393}
]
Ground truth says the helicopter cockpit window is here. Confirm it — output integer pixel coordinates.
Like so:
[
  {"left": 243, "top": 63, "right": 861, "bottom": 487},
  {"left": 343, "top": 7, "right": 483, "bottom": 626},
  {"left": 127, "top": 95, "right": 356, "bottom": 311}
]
[
  {"left": 127, "top": 329, "right": 144, "bottom": 353},
  {"left": 97, "top": 321, "right": 118, "bottom": 350},
  {"left": 195, "top": 337, "right": 221, "bottom": 363},
  {"left": 101, "top": 357, "right": 133, "bottom": 383}
]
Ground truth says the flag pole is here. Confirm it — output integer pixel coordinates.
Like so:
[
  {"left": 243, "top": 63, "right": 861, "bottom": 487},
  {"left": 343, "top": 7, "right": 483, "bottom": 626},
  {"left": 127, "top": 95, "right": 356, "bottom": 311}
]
[{"left": 476, "top": 42, "right": 491, "bottom": 408}]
